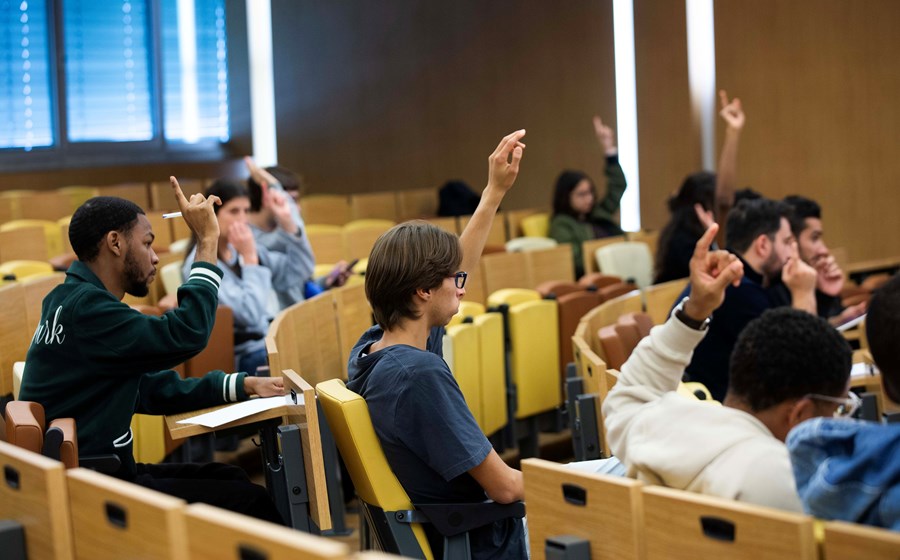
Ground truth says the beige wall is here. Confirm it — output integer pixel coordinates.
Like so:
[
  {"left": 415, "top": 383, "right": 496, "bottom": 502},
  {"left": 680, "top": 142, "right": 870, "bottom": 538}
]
[
  {"left": 270, "top": 0, "right": 618, "bottom": 211},
  {"left": 715, "top": 0, "right": 900, "bottom": 261}
]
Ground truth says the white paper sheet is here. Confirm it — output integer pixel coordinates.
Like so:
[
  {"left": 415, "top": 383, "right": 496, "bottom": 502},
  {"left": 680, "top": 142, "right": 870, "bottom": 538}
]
[
  {"left": 177, "top": 394, "right": 302, "bottom": 428},
  {"left": 851, "top": 361, "right": 879, "bottom": 378},
  {"left": 836, "top": 313, "right": 867, "bottom": 332}
]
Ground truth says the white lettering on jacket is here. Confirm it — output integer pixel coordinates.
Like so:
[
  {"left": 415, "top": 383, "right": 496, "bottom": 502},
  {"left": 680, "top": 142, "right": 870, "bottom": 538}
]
[{"left": 32, "top": 305, "right": 66, "bottom": 345}]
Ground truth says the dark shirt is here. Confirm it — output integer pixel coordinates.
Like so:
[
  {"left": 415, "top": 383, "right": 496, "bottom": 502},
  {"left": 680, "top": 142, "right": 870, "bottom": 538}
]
[
  {"left": 347, "top": 325, "right": 526, "bottom": 559},
  {"left": 655, "top": 227, "right": 704, "bottom": 284},
  {"left": 678, "top": 256, "right": 775, "bottom": 401},
  {"left": 767, "top": 279, "right": 842, "bottom": 320}
]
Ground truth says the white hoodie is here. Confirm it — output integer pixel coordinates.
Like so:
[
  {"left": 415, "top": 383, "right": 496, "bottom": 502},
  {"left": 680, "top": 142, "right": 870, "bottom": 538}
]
[{"left": 602, "top": 316, "right": 803, "bottom": 512}]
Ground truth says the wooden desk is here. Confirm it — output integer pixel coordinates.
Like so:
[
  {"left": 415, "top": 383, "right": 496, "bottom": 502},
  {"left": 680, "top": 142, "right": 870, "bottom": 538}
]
[{"left": 165, "top": 369, "right": 331, "bottom": 533}]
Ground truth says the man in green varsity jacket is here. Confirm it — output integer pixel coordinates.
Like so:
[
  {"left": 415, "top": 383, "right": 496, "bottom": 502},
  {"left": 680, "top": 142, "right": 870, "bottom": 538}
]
[{"left": 19, "top": 178, "right": 285, "bottom": 523}]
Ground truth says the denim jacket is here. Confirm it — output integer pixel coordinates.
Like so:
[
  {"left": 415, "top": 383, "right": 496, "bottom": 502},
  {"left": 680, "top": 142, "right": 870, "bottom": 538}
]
[{"left": 787, "top": 417, "right": 900, "bottom": 531}]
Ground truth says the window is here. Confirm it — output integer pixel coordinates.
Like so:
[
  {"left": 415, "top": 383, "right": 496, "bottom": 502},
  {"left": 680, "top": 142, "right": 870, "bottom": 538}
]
[
  {"left": 63, "top": 0, "right": 154, "bottom": 142},
  {"left": 0, "top": 0, "right": 230, "bottom": 162},
  {"left": 0, "top": 0, "right": 54, "bottom": 150}
]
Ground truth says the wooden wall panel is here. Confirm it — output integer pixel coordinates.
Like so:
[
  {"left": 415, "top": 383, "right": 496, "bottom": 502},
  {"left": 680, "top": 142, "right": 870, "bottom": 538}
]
[
  {"left": 634, "top": 0, "right": 700, "bottom": 231},
  {"left": 270, "top": 0, "right": 618, "bottom": 212},
  {"left": 715, "top": 0, "right": 900, "bottom": 262}
]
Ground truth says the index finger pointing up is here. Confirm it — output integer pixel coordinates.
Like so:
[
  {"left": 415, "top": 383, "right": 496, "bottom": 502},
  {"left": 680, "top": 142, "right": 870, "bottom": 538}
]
[
  {"left": 170, "top": 176, "right": 189, "bottom": 208},
  {"left": 694, "top": 223, "right": 719, "bottom": 260}
]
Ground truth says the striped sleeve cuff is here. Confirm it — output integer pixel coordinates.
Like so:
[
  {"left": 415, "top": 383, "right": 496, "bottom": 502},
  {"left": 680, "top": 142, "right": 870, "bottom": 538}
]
[
  {"left": 222, "top": 372, "right": 248, "bottom": 402},
  {"left": 188, "top": 262, "right": 223, "bottom": 292}
]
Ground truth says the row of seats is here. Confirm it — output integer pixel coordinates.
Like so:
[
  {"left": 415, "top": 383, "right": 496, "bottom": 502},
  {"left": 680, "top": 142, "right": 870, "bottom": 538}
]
[
  {"left": 521, "top": 457, "right": 900, "bottom": 560},
  {"left": 0, "top": 438, "right": 378, "bottom": 560}
]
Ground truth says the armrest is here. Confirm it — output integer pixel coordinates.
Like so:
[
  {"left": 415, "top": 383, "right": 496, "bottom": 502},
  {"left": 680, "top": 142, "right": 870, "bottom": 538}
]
[
  {"left": 79, "top": 454, "right": 122, "bottom": 474},
  {"left": 414, "top": 500, "right": 525, "bottom": 537},
  {"left": 46, "top": 418, "right": 78, "bottom": 468}
]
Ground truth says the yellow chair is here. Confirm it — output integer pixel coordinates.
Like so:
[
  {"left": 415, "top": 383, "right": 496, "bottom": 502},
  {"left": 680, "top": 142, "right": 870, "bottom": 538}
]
[
  {"left": 396, "top": 187, "right": 438, "bottom": 221},
  {"left": 307, "top": 224, "right": 346, "bottom": 264},
  {"left": 486, "top": 287, "right": 541, "bottom": 309},
  {"left": 350, "top": 191, "right": 399, "bottom": 221},
  {"left": 447, "top": 301, "right": 486, "bottom": 327},
  {"left": 7, "top": 219, "right": 64, "bottom": 258},
  {"left": 184, "top": 503, "right": 349, "bottom": 560},
  {"left": 342, "top": 219, "right": 395, "bottom": 261},
  {"left": 520, "top": 213, "right": 550, "bottom": 238},
  {"left": 581, "top": 234, "right": 627, "bottom": 276},
  {"left": 57, "top": 216, "right": 74, "bottom": 255},
  {"left": 522, "top": 458, "right": 644, "bottom": 560},
  {"left": 445, "top": 323, "right": 484, "bottom": 428},
  {"left": 316, "top": 379, "right": 524, "bottom": 560},
  {"left": 0, "top": 282, "right": 30, "bottom": 400},
  {"left": 0, "top": 260, "right": 54, "bottom": 281},
  {"left": 56, "top": 186, "right": 99, "bottom": 213},
  {"left": 0, "top": 222, "right": 52, "bottom": 261},
  {"left": 302, "top": 194, "right": 352, "bottom": 226},
  {"left": 481, "top": 252, "right": 531, "bottom": 296},
  {"left": 0, "top": 440, "right": 75, "bottom": 560},
  {"left": 474, "top": 313, "right": 508, "bottom": 437}
]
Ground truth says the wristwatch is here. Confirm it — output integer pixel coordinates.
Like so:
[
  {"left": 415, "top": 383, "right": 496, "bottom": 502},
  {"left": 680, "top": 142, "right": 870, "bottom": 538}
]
[{"left": 673, "top": 297, "right": 711, "bottom": 331}]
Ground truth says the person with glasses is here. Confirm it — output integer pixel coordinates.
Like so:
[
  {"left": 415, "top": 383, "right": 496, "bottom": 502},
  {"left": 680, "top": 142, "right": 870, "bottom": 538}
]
[
  {"left": 602, "top": 223, "right": 853, "bottom": 513},
  {"left": 346, "top": 130, "right": 528, "bottom": 559},
  {"left": 788, "top": 273, "right": 900, "bottom": 531}
]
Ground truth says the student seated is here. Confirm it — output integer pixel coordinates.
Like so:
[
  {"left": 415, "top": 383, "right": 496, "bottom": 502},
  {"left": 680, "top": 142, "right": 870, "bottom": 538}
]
[
  {"left": 788, "top": 273, "right": 900, "bottom": 531},
  {"left": 678, "top": 198, "right": 818, "bottom": 401},
  {"left": 244, "top": 157, "right": 351, "bottom": 309},
  {"left": 20, "top": 182, "right": 285, "bottom": 523},
  {"left": 654, "top": 91, "right": 745, "bottom": 284},
  {"left": 182, "top": 179, "right": 310, "bottom": 374},
  {"left": 347, "top": 130, "right": 528, "bottom": 559},
  {"left": 603, "top": 224, "right": 852, "bottom": 512},
  {"left": 771, "top": 194, "right": 867, "bottom": 326},
  {"left": 548, "top": 116, "right": 626, "bottom": 278}
]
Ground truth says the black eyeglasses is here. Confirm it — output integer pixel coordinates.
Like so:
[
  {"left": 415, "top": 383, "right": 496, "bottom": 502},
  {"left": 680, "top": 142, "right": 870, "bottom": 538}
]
[{"left": 449, "top": 271, "right": 467, "bottom": 289}]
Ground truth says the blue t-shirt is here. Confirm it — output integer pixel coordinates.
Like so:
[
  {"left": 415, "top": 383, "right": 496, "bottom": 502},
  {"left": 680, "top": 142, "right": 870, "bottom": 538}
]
[{"left": 347, "top": 325, "right": 526, "bottom": 559}]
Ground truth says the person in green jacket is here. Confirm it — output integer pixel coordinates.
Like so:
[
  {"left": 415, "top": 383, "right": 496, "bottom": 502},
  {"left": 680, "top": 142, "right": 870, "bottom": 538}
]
[
  {"left": 549, "top": 116, "right": 627, "bottom": 278},
  {"left": 20, "top": 178, "right": 285, "bottom": 524}
]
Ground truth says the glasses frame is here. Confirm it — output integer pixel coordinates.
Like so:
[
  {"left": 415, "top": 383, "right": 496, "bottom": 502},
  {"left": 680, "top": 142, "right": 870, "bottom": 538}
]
[
  {"left": 450, "top": 271, "right": 467, "bottom": 289},
  {"left": 804, "top": 391, "right": 861, "bottom": 418}
]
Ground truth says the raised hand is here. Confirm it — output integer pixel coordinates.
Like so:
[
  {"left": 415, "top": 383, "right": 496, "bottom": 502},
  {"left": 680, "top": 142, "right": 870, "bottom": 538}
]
[
  {"left": 486, "top": 129, "right": 526, "bottom": 196},
  {"left": 243, "top": 155, "right": 278, "bottom": 189},
  {"left": 261, "top": 182, "right": 297, "bottom": 233},
  {"left": 227, "top": 222, "right": 259, "bottom": 265},
  {"left": 719, "top": 90, "right": 745, "bottom": 131},
  {"left": 694, "top": 203, "right": 715, "bottom": 230},
  {"left": 684, "top": 223, "right": 744, "bottom": 321},
  {"left": 814, "top": 254, "right": 845, "bottom": 296},
  {"left": 593, "top": 116, "right": 617, "bottom": 156},
  {"left": 244, "top": 375, "right": 285, "bottom": 397},
  {"left": 782, "top": 254, "right": 818, "bottom": 295},
  {"left": 170, "top": 176, "right": 221, "bottom": 241}
]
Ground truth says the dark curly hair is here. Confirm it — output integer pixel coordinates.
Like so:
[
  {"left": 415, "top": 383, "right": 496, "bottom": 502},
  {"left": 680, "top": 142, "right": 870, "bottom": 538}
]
[
  {"left": 866, "top": 273, "right": 900, "bottom": 403},
  {"left": 69, "top": 196, "right": 145, "bottom": 262},
  {"left": 728, "top": 307, "right": 851, "bottom": 411}
]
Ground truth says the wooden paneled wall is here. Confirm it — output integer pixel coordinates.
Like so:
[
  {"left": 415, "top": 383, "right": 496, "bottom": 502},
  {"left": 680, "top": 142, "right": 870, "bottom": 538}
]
[
  {"left": 634, "top": 0, "right": 700, "bottom": 231},
  {"left": 714, "top": 0, "right": 900, "bottom": 261},
  {"left": 270, "top": 0, "right": 618, "bottom": 211}
]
